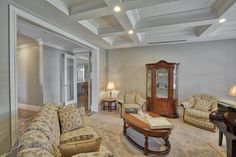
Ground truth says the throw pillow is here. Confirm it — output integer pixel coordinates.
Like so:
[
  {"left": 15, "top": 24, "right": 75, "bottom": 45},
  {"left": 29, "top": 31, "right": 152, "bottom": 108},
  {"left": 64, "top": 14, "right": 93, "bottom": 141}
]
[
  {"left": 58, "top": 107, "right": 84, "bottom": 133},
  {"left": 194, "top": 99, "right": 211, "bottom": 112},
  {"left": 60, "top": 134, "right": 94, "bottom": 144},
  {"left": 19, "top": 130, "right": 55, "bottom": 155},
  {"left": 124, "top": 92, "right": 136, "bottom": 104},
  {"left": 187, "top": 96, "right": 195, "bottom": 105},
  {"left": 59, "top": 137, "right": 102, "bottom": 157}
]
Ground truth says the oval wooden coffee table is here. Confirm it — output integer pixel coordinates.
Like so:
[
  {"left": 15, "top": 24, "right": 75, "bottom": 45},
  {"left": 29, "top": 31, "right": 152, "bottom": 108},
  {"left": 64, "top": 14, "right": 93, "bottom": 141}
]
[{"left": 123, "top": 112, "right": 172, "bottom": 156}]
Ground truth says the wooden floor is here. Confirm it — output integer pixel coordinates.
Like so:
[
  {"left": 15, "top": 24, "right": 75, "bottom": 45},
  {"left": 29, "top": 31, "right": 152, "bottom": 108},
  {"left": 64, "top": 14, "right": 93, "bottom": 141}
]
[{"left": 78, "top": 94, "right": 88, "bottom": 111}]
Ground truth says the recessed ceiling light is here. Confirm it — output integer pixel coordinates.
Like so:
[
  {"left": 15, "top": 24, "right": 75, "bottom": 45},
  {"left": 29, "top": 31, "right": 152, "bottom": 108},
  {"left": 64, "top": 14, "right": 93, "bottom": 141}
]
[
  {"left": 114, "top": 6, "right": 121, "bottom": 12},
  {"left": 219, "top": 18, "right": 226, "bottom": 23},
  {"left": 128, "top": 30, "right": 134, "bottom": 34}
]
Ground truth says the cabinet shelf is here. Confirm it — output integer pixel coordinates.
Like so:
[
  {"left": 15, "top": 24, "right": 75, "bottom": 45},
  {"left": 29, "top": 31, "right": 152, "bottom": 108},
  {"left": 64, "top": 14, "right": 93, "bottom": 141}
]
[{"left": 146, "top": 60, "right": 179, "bottom": 118}]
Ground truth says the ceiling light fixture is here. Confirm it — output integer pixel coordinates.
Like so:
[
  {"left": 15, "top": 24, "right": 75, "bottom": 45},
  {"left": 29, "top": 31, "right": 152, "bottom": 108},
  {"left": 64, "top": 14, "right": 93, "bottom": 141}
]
[
  {"left": 114, "top": 6, "right": 121, "bottom": 12},
  {"left": 128, "top": 30, "right": 134, "bottom": 34},
  {"left": 219, "top": 18, "right": 226, "bottom": 23}
]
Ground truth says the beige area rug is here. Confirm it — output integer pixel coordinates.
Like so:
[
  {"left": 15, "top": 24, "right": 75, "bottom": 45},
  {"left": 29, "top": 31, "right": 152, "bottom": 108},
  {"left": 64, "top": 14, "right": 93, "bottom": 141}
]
[{"left": 89, "top": 110, "right": 226, "bottom": 157}]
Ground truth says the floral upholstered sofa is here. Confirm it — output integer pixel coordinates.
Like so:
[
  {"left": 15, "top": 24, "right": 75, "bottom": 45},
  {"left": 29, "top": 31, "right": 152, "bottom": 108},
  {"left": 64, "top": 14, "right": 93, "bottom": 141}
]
[
  {"left": 182, "top": 94, "right": 218, "bottom": 131},
  {"left": 17, "top": 103, "right": 114, "bottom": 157}
]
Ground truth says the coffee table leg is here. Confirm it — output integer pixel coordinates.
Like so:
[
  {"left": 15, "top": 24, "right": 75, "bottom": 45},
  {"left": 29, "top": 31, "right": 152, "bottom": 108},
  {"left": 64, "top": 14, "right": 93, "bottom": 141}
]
[
  {"left": 144, "top": 134, "right": 148, "bottom": 156},
  {"left": 123, "top": 119, "right": 126, "bottom": 135},
  {"left": 120, "top": 103, "right": 123, "bottom": 117},
  {"left": 163, "top": 136, "right": 169, "bottom": 146}
]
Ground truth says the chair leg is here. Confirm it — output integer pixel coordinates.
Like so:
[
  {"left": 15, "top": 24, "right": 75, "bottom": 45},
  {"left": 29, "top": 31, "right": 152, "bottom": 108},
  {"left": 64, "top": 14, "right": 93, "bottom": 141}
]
[{"left": 120, "top": 103, "right": 123, "bottom": 118}]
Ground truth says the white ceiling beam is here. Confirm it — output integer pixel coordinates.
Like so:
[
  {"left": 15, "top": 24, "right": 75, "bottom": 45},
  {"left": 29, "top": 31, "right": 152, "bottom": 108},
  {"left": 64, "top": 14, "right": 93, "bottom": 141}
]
[
  {"left": 46, "top": 0, "right": 69, "bottom": 15},
  {"left": 197, "top": 0, "right": 236, "bottom": 37},
  {"left": 136, "top": 19, "right": 217, "bottom": 34},
  {"left": 104, "top": 0, "right": 140, "bottom": 43},
  {"left": 70, "top": 0, "right": 180, "bottom": 21},
  {"left": 136, "top": 8, "right": 216, "bottom": 30},
  {"left": 122, "top": 0, "right": 180, "bottom": 11},
  {"left": 70, "top": 7, "right": 112, "bottom": 21},
  {"left": 98, "top": 27, "right": 126, "bottom": 37},
  {"left": 141, "top": 32, "right": 197, "bottom": 43},
  {"left": 73, "top": 48, "right": 91, "bottom": 53}
]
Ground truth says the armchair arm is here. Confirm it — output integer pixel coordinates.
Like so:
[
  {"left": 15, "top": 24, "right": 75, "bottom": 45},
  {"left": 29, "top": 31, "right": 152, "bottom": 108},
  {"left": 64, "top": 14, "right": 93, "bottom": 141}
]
[
  {"left": 181, "top": 101, "right": 194, "bottom": 109},
  {"left": 117, "top": 92, "right": 124, "bottom": 104}
]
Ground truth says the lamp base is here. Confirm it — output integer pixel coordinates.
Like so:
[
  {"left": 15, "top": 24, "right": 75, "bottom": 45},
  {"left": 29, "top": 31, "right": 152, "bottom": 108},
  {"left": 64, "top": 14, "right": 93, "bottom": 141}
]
[{"left": 109, "top": 90, "right": 112, "bottom": 98}]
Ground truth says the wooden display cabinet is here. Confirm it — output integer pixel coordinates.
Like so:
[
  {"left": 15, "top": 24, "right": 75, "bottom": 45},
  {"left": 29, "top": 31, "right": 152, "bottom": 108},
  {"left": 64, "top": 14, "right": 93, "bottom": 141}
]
[{"left": 146, "top": 60, "right": 179, "bottom": 118}]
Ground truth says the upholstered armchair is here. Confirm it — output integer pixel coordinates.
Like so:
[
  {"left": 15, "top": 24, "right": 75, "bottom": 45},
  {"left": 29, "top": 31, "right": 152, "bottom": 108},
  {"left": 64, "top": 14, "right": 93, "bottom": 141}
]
[
  {"left": 181, "top": 94, "right": 218, "bottom": 132},
  {"left": 117, "top": 91, "right": 146, "bottom": 117}
]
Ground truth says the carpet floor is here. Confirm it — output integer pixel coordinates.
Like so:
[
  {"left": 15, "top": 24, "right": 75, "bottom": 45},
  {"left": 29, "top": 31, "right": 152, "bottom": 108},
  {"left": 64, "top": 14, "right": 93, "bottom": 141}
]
[{"left": 89, "top": 109, "right": 226, "bottom": 157}]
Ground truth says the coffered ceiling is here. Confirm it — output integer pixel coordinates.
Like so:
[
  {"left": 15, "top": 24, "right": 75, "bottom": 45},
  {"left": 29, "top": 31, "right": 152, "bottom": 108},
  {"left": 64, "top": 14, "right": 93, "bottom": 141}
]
[{"left": 47, "top": 0, "right": 236, "bottom": 49}]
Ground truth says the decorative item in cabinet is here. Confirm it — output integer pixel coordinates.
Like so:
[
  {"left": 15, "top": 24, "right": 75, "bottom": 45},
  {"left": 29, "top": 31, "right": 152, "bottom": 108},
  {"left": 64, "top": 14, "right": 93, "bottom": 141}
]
[{"left": 146, "top": 60, "right": 179, "bottom": 118}]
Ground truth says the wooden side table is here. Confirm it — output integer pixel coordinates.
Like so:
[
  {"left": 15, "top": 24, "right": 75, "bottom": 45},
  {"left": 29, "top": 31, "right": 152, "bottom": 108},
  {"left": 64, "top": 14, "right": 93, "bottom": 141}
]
[{"left": 102, "top": 98, "right": 117, "bottom": 112}]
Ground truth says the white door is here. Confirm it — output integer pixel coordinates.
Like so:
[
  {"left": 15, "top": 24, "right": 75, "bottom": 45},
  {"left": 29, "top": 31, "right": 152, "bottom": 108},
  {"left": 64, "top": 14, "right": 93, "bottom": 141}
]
[{"left": 64, "top": 54, "right": 77, "bottom": 105}]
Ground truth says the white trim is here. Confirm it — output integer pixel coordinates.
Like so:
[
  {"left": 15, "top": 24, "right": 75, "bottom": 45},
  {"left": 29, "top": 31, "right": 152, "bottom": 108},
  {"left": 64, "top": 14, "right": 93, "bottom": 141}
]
[
  {"left": 13, "top": 7, "right": 98, "bottom": 50},
  {"left": 9, "top": 5, "right": 100, "bottom": 146},
  {"left": 64, "top": 53, "right": 77, "bottom": 105},
  {"left": 90, "top": 49, "right": 100, "bottom": 112},
  {"left": 17, "top": 19, "right": 88, "bottom": 49},
  {"left": 79, "top": 20, "right": 98, "bottom": 35},
  {"left": 9, "top": 5, "right": 18, "bottom": 147},
  {"left": 73, "top": 48, "right": 91, "bottom": 53},
  {"left": 37, "top": 39, "right": 44, "bottom": 104},
  {"left": 17, "top": 43, "right": 39, "bottom": 49},
  {"left": 46, "top": 0, "right": 69, "bottom": 15}
]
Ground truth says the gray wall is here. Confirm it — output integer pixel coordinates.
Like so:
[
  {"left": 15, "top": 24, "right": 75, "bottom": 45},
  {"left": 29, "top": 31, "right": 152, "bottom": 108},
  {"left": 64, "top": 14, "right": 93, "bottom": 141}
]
[
  {"left": 99, "top": 48, "right": 108, "bottom": 106},
  {"left": 108, "top": 39, "right": 236, "bottom": 102},
  {"left": 0, "top": 0, "right": 12, "bottom": 154},
  {"left": 43, "top": 45, "right": 64, "bottom": 104},
  {"left": 17, "top": 45, "right": 43, "bottom": 106}
]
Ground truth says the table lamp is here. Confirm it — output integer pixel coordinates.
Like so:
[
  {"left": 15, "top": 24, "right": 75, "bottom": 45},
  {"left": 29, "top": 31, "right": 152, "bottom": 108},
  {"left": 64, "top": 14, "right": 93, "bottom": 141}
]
[
  {"left": 107, "top": 81, "right": 115, "bottom": 98},
  {"left": 229, "top": 84, "right": 236, "bottom": 101}
]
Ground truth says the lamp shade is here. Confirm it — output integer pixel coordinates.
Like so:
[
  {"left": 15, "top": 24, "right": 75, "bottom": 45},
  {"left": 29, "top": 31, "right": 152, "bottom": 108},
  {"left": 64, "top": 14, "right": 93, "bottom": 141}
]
[
  {"left": 229, "top": 85, "right": 236, "bottom": 97},
  {"left": 107, "top": 81, "right": 115, "bottom": 90}
]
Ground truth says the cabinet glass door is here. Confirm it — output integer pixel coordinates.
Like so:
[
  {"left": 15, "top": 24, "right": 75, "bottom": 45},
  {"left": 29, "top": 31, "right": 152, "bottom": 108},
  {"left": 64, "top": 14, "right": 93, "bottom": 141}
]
[
  {"left": 156, "top": 68, "right": 168, "bottom": 98},
  {"left": 147, "top": 70, "right": 152, "bottom": 97},
  {"left": 173, "top": 67, "right": 177, "bottom": 99}
]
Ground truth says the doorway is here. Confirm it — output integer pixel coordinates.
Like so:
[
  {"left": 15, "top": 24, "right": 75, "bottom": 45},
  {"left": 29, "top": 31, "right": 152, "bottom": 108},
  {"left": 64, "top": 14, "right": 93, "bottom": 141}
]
[
  {"left": 16, "top": 18, "right": 88, "bottom": 137},
  {"left": 76, "top": 52, "right": 92, "bottom": 111},
  {"left": 10, "top": 5, "right": 100, "bottom": 147}
]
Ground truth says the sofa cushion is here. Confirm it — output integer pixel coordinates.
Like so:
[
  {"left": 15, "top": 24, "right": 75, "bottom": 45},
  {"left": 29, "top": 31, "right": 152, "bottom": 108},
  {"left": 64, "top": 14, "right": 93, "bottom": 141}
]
[
  {"left": 18, "top": 148, "right": 54, "bottom": 157},
  {"left": 183, "top": 112, "right": 215, "bottom": 130},
  {"left": 193, "top": 99, "right": 211, "bottom": 112},
  {"left": 60, "top": 126, "right": 99, "bottom": 144},
  {"left": 33, "top": 107, "right": 60, "bottom": 145},
  {"left": 19, "top": 130, "right": 56, "bottom": 156},
  {"left": 201, "top": 94, "right": 210, "bottom": 101},
  {"left": 124, "top": 91, "right": 136, "bottom": 104},
  {"left": 123, "top": 103, "right": 139, "bottom": 109},
  {"left": 192, "top": 94, "right": 202, "bottom": 101},
  {"left": 58, "top": 107, "right": 84, "bottom": 133},
  {"left": 59, "top": 137, "right": 102, "bottom": 157},
  {"left": 72, "top": 146, "right": 115, "bottom": 157},
  {"left": 187, "top": 96, "right": 195, "bottom": 105},
  {"left": 185, "top": 108, "right": 210, "bottom": 120},
  {"left": 27, "top": 121, "right": 54, "bottom": 144},
  {"left": 60, "top": 134, "right": 94, "bottom": 144}
]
